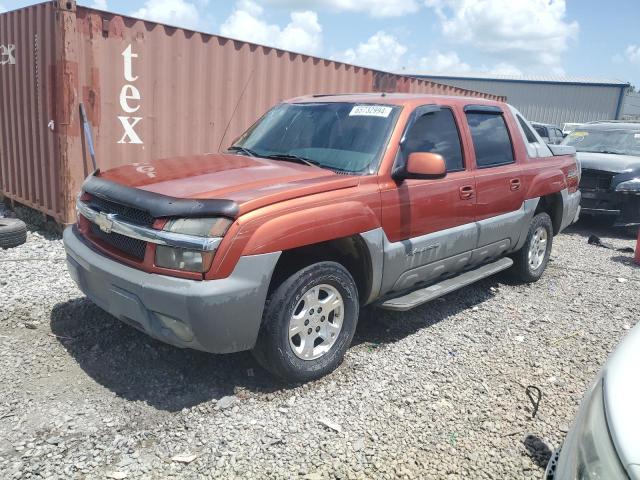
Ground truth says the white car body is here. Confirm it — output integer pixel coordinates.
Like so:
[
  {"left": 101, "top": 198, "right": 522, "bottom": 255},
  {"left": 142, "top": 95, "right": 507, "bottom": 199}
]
[{"left": 546, "top": 323, "right": 640, "bottom": 479}]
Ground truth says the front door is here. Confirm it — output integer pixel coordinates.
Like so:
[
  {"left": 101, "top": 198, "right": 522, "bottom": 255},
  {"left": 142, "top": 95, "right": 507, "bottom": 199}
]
[{"left": 380, "top": 105, "right": 477, "bottom": 293}]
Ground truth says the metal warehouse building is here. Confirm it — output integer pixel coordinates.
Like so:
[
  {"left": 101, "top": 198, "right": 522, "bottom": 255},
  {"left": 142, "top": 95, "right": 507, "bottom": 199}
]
[{"left": 407, "top": 73, "right": 629, "bottom": 126}]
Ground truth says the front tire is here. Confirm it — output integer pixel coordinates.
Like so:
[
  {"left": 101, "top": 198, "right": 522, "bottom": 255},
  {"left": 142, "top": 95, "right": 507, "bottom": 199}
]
[
  {"left": 511, "top": 212, "right": 553, "bottom": 283},
  {"left": 252, "top": 262, "right": 359, "bottom": 383}
]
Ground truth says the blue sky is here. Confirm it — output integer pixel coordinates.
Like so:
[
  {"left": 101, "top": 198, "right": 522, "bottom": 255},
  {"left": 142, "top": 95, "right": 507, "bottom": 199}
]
[{"left": 2, "top": 0, "right": 639, "bottom": 87}]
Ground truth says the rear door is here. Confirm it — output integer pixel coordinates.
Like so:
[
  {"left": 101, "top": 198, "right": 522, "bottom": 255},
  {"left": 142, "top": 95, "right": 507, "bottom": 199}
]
[
  {"left": 380, "top": 105, "right": 477, "bottom": 293},
  {"left": 464, "top": 106, "right": 525, "bottom": 263}
]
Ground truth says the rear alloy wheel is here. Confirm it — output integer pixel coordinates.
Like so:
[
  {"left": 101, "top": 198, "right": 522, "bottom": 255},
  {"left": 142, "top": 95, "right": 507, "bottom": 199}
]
[
  {"left": 252, "top": 262, "right": 359, "bottom": 383},
  {"left": 511, "top": 212, "right": 553, "bottom": 283}
]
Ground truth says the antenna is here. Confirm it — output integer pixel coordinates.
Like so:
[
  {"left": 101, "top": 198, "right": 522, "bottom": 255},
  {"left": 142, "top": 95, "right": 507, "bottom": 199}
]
[
  {"left": 218, "top": 68, "right": 255, "bottom": 152},
  {"left": 79, "top": 103, "right": 97, "bottom": 171}
]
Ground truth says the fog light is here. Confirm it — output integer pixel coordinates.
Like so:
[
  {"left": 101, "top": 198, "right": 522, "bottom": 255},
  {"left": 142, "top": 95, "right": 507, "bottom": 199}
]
[{"left": 155, "top": 313, "right": 194, "bottom": 342}]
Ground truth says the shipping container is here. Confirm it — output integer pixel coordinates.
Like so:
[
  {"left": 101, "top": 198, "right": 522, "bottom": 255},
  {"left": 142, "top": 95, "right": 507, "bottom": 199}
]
[{"left": 0, "top": 0, "right": 505, "bottom": 224}]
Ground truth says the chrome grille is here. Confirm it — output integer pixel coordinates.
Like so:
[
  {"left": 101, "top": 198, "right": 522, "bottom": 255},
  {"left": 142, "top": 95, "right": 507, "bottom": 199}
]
[
  {"left": 89, "top": 222, "right": 147, "bottom": 260},
  {"left": 86, "top": 196, "right": 155, "bottom": 226},
  {"left": 580, "top": 169, "right": 613, "bottom": 192}
]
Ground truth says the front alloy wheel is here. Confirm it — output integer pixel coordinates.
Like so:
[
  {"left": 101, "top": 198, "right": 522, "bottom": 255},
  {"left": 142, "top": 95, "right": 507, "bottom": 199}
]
[
  {"left": 289, "top": 284, "right": 344, "bottom": 360},
  {"left": 253, "top": 262, "right": 359, "bottom": 383}
]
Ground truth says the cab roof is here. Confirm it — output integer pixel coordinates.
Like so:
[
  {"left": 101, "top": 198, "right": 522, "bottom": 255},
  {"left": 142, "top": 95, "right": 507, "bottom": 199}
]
[{"left": 287, "top": 92, "right": 506, "bottom": 109}]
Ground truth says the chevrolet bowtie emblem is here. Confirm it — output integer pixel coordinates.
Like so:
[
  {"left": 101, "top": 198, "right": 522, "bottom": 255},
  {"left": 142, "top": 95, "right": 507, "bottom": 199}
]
[{"left": 95, "top": 212, "right": 114, "bottom": 233}]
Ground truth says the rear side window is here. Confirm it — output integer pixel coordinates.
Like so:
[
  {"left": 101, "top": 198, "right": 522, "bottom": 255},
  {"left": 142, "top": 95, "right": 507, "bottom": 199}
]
[
  {"left": 517, "top": 115, "right": 538, "bottom": 144},
  {"left": 465, "top": 113, "right": 514, "bottom": 168},
  {"left": 403, "top": 108, "right": 464, "bottom": 172}
]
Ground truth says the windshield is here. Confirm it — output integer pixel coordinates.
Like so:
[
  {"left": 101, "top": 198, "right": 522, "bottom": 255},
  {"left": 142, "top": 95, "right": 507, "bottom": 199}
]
[
  {"left": 562, "top": 128, "right": 640, "bottom": 156},
  {"left": 230, "top": 102, "right": 400, "bottom": 174}
]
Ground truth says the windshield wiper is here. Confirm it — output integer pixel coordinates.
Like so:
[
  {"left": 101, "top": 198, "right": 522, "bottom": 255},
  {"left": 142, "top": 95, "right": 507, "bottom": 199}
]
[
  {"left": 264, "top": 153, "right": 322, "bottom": 168},
  {"left": 227, "top": 145, "right": 259, "bottom": 157}
]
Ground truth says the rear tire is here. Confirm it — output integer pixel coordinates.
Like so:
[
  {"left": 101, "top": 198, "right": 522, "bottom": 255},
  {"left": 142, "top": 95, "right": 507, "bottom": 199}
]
[
  {"left": 511, "top": 213, "right": 553, "bottom": 283},
  {"left": 624, "top": 226, "right": 639, "bottom": 239},
  {"left": 0, "top": 218, "right": 27, "bottom": 249},
  {"left": 252, "top": 261, "right": 359, "bottom": 383}
]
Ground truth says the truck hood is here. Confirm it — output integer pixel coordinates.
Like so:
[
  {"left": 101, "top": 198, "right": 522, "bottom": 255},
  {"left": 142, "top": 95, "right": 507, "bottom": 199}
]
[
  {"left": 98, "top": 153, "right": 359, "bottom": 213},
  {"left": 603, "top": 322, "right": 640, "bottom": 471},
  {"left": 577, "top": 152, "right": 640, "bottom": 173}
]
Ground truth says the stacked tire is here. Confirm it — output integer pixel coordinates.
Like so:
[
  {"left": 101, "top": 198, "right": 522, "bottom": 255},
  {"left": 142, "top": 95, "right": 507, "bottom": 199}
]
[{"left": 0, "top": 218, "right": 27, "bottom": 249}]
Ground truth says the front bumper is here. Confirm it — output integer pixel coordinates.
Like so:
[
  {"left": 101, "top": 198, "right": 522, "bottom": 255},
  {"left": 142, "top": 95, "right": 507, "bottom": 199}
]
[
  {"left": 63, "top": 226, "right": 280, "bottom": 354},
  {"left": 580, "top": 190, "right": 640, "bottom": 227}
]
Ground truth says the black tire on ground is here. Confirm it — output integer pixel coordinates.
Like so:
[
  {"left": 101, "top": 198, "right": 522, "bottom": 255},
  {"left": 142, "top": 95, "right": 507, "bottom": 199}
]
[
  {"left": 252, "top": 261, "right": 359, "bottom": 383},
  {"left": 625, "top": 226, "right": 639, "bottom": 239},
  {"left": 511, "top": 212, "right": 554, "bottom": 283},
  {"left": 0, "top": 218, "right": 27, "bottom": 249}
]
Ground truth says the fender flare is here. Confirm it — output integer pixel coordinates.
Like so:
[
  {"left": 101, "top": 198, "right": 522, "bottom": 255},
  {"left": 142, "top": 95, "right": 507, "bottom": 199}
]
[{"left": 242, "top": 201, "right": 381, "bottom": 256}]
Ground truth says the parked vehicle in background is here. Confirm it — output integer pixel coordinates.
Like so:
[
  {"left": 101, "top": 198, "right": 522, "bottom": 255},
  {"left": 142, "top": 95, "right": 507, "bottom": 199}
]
[
  {"left": 563, "top": 122, "right": 584, "bottom": 136},
  {"left": 531, "top": 122, "right": 565, "bottom": 144},
  {"left": 563, "top": 121, "right": 640, "bottom": 236},
  {"left": 63, "top": 94, "right": 581, "bottom": 382},
  {"left": 545, "top": 322, "right": 640, "bottom": 480}
]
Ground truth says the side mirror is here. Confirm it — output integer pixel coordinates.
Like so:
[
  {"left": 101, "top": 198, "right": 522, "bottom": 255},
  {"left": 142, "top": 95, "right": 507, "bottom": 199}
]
[{"left": 405, "top": 152, "right": 446, "bottom": 180}]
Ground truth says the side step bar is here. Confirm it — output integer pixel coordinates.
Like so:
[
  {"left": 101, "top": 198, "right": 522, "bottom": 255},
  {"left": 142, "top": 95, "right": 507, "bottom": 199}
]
[{"left": 378, "top": 257, "right": 514, "bottom": 312}]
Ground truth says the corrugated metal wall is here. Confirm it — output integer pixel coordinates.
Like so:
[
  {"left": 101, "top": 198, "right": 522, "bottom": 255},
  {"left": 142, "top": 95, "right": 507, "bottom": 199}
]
[
  {"left": 622, "top": 92, "right": 640, "bottom": 120},
  {"left": 1, "top": 1, "right": 504, "bottom": 224},
  {"left": 413, "top": 76, "right": 625, "bottom": 126},
  {"left": 0, "top": 2, "right": 59, "bottom": 218}
]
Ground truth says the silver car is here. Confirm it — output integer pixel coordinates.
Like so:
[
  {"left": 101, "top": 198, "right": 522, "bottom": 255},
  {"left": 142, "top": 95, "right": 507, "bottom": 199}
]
[{"left": 545, "top": 322, "right": 640, "bottom": 479}]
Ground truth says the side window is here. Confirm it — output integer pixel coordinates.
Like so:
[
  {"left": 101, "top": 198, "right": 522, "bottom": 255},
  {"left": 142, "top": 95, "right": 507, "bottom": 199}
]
[
  {"left": 517, "top": 115, "right": 538, "bottom": 144},
  {"left": 403, "top": 108, "right": 464, "bottom": 172},
  {"left": 465, "top": 112, "right": 514, "bottom": 168}
]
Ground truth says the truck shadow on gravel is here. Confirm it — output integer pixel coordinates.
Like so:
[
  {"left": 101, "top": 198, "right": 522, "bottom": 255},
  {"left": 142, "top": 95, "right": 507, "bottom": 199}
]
[
  {"left": 50, "top": 279, "right": 498, "bottom": 412},
  {"left": 50, "top": 298, "right": 277, "bottom": 412},
  {"left": 352, "top": 278, "right": 495, "bottom": 347}
]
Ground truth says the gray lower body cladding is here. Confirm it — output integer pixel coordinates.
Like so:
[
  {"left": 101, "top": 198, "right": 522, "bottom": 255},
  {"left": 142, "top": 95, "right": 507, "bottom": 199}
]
[
  {"left": 363, "top": 190, "right": 580, "bottom": 300},
  {"left": 63, "top": 226, "right": 280, "bottom": 354}
]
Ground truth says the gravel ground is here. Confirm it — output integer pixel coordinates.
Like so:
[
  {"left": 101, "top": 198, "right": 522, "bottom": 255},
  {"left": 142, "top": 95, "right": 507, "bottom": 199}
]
[{"left": 1, "top": 216, "right": 639, "bottom": 479}]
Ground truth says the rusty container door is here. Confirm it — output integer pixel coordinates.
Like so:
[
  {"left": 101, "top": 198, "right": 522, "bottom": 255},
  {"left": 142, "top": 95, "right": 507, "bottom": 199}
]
[{"left": 0, "top": 1, "right": 61, "bottom": 219}]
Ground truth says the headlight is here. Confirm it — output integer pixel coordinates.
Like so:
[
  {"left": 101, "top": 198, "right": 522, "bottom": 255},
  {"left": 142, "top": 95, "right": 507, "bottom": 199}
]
[
  {"left": 155, "top": 217, "right": 232, "bottom": 272},
  {"left": 163, "top": 217, "right": 232, "bottom": 237},
  {"left": 556, "top": 379, "right": 627, "bottom": 479},
  {"left": 155, "top": 245, "right": 215, "bottom": 273},
  {"left": 615, "top": 178, "right": 640, "bottom": 193}
]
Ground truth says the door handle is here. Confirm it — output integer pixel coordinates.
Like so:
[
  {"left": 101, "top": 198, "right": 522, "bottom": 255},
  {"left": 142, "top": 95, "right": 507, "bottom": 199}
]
[
  {"left": 510, "top": 178, "right": 521, "bottom": 191},
  {"left": 459, "top": 185, "right": 474, "bottom": 200}
]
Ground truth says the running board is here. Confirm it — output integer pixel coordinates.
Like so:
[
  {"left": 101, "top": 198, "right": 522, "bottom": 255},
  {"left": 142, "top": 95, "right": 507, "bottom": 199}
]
[{"left": 378, "top": 257, "right": 514, "bottom": 312}]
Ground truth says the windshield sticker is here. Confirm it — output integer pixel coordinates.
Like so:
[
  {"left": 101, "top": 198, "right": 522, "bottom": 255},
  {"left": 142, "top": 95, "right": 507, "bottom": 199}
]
[
  {"left": 634, "top": 134, "right": 640, "bottom": 139},
  {"left": 349, "top": 105, "right": 392, "bottom": 118}
]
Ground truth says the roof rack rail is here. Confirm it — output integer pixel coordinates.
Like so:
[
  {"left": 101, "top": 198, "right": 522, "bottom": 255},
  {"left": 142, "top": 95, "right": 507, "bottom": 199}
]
[
  {"left": 584, "top": 119, "right": 640, "bottom": 124},
  {"left": 310, "top": 92, "right": 388, "bottom": 98}
]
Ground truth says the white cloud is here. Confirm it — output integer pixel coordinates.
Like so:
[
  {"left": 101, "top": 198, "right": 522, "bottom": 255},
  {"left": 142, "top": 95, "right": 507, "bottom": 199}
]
[
  {"left": 0, "top": 4, "right": 6, "bottom": 13},
  {"left": 488, "top": 62, "right": 523, "bottom": 76},
  {"left": 91, "top": 0, "right": 108, "bottom": 10},
  {"left": 335, "top": 31, "right": 408, "bottom": 70},
  {"left": 220, "top": 1, "right": 322, "bottom": 55},
  {"left": 131, "top": 0, "right": 201, "bottom": 31},
  {"left": 263, "top": 0, "right": 420, "bottom": 17},
  {"left": 626, "top": 45, "right": 640, "bottom": 64},
  {"left": 425, "top": 0, "right": 578, "bottom": 74},
  {"left": 414, "top": 51, "right": 471, "bottom": 74}
]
